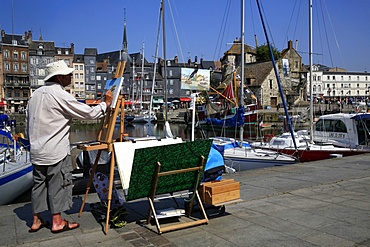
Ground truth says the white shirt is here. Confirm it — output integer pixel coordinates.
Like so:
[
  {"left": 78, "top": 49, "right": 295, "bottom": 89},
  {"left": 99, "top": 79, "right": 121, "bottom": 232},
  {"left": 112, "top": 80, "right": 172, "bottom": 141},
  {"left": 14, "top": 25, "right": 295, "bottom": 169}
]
[{"left": 27, "top": 82, "right": 106, "bottom": 165}]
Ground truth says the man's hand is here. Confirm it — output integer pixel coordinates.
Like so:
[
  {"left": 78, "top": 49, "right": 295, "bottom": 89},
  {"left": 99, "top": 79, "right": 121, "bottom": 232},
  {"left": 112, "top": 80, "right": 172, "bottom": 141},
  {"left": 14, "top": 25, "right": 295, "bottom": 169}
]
[{"left": 104, "top": 90, "right": 113, "bottom": 107}]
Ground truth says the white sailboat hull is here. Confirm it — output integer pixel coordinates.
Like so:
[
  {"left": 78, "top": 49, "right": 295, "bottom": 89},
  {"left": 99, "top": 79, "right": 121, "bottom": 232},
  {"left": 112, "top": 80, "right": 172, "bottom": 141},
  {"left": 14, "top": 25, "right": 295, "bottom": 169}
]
[{"left": 0, "top": 151, "right": 33, "bottom": 205}]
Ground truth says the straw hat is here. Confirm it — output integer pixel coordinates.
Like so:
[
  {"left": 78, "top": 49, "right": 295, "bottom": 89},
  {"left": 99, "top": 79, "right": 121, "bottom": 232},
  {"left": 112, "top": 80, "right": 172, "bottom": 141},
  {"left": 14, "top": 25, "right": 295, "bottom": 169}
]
[{"left": 44, "top": 60, "right": 74, "bottom": 81}]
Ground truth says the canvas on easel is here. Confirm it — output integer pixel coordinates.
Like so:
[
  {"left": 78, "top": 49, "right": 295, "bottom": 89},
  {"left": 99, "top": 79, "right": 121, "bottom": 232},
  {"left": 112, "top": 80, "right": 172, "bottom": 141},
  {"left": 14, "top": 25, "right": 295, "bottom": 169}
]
[{"left": 103, "top": 77, "right": 124, "bottom": 109}]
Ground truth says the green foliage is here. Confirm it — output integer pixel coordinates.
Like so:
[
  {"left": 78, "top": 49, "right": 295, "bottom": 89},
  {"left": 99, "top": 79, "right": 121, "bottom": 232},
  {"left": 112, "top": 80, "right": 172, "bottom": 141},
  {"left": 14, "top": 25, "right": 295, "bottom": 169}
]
[
  {"left": 91, "top": 202, "right": 129, "bottom": 228},
  {"left": 256, "top": 44, "right": 280, "bottom": 62}
]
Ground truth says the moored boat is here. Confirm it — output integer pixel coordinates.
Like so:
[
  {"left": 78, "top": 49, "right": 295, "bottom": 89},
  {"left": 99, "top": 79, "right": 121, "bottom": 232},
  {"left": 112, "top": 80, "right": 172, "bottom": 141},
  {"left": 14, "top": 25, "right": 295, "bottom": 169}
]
[{"left": 0, "top": 122, "right": 32, "bottom": 205}]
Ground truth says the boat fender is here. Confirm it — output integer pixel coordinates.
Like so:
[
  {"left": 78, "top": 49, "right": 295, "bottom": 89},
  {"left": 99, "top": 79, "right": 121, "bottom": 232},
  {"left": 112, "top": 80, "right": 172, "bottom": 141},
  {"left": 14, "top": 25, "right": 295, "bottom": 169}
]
[{"left": 263, "top": 134, "right": 274, "bottom": 142}]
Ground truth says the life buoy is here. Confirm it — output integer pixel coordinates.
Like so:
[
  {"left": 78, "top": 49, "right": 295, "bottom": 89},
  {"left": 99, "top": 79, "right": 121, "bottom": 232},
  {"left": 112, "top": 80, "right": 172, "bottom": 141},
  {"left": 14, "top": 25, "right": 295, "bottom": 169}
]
[{"left": 263, "top": 134, "right": 274, "bottom": 142}]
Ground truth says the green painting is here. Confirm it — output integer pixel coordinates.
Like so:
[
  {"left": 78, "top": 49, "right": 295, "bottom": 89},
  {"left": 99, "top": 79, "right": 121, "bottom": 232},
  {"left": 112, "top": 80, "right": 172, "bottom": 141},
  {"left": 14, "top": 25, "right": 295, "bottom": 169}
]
[{"left": 126, "top": 139, "right": 213, "bottom": 201}]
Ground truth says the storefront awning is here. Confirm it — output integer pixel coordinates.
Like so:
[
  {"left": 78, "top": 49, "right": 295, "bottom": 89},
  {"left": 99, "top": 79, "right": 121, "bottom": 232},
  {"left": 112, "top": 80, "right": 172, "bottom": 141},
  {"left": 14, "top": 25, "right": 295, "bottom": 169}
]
[{"left": 180, "top": 97, "right": 191, "bottom": 102}]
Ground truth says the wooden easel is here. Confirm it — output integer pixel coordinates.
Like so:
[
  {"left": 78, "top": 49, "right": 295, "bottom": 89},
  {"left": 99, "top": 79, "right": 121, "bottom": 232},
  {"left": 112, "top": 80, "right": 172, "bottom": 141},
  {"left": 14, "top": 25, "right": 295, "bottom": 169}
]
[
  {"left": 77, "top": 61, "right": 126, "bottom": 234},
  {"left": 147, "top": 158, "right": 208, "bottom": 234}
]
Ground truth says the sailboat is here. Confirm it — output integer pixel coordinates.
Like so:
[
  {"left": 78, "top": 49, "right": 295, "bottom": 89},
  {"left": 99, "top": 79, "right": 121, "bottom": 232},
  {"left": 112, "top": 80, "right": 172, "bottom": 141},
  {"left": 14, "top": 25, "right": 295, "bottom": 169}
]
[
  {"left": 211, "top": 0, "right": 297, "bottom": 171},
  {"left": 251, "top": 0, "right": 370, "bottom": 162},
  {"left": 0, "top": 115, "right": 32, "bottom": 205}
]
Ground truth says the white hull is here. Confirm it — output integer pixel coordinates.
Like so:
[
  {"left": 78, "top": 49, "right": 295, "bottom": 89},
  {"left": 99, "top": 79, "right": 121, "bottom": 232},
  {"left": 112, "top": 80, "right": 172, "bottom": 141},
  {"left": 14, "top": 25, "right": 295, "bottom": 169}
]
[
  {"left": 212, "top": 137, "right": 297, "bottom": 172},
  {"left": 0, "top": 151, "right": 33, "bottom": 205}
]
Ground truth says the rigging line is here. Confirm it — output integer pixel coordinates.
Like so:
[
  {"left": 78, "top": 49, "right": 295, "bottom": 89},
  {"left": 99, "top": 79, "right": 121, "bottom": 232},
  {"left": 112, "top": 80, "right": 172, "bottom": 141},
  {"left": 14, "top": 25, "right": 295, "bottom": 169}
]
[
  {"left": 314, "top": 1, "right": 325, "bottom": 65},
  {"left": 318, "top": 0, "right": 333, "bottom": 67},
  {"left": 248, "top": 0, "right": 256, "bottom": 39},
  {"left": 213, "top": 0, "right": 232, "bottom": 61},
  {"left": 259, "top": 0, "right": 276, "bottom": 47},
  {"left": 322, "top": 0, "right": 346, "bottom": 69},
  {"left": 166, "top": 0, "right": 186, "bottom": 64},
  {"left": 281, "top": 0, "right": 299, "bottom": 49}
]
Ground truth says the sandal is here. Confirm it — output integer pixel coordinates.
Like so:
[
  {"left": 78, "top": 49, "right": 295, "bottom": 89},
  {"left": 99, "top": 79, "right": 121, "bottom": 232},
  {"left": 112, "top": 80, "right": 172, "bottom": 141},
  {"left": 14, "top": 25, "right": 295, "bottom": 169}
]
[
  {"left": 28, "top": 220, "right": 50, "bottom": 233},
  {"left": 51, "top": 220, "right": 80, "bottom": 234}
]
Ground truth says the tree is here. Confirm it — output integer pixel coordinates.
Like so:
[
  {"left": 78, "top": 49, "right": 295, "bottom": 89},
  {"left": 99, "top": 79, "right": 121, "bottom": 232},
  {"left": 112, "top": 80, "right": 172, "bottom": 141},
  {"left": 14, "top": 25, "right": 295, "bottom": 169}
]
[{"left": 256, "top": 44, "right": 280, "bottom": 62}]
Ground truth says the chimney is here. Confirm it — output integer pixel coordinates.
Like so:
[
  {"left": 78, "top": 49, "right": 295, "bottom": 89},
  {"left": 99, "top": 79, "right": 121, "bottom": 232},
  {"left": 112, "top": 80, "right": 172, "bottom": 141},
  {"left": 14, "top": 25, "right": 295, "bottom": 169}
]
[
  {"left": 295, "top": 40, "right": 298, "bottom": 50},
  {"left": 1, "top": 30, "right": 5, "bottom": 38},
  {"left": 174, "top": 55, "right": 178, "bottom": 63},
  {"left": 70, "top": 43, "right": 75, "bottom": 54},
  {"left": 288, "top": 40, "right": 293, "bottom": 49}
]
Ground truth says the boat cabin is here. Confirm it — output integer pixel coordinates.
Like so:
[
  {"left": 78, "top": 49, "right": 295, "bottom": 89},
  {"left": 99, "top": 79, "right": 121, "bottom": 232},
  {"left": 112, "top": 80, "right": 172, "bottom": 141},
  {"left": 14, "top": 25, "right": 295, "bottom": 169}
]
[{"left": 313, "top": 113, "right": 370, "bottom": 148}]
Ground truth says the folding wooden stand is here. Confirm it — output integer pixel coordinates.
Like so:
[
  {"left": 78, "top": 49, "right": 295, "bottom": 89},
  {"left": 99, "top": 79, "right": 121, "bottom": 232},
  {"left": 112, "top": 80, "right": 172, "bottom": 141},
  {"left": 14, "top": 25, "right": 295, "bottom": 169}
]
[
  {"left": 123, "top": 139, "right": 213, "bottom": 234},
  {"left": 147, "top": 158, "right": 209, "bottom": 234},
  {"left": 77, "top": 95, "right": 125, "bottom": 234}
]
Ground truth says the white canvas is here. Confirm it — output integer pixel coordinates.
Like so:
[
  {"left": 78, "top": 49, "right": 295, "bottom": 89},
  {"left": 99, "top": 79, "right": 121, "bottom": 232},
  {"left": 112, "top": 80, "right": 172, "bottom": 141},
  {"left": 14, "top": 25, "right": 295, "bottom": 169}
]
[{"left": 113, "top": 137, "right": 183, "bottom": 197}]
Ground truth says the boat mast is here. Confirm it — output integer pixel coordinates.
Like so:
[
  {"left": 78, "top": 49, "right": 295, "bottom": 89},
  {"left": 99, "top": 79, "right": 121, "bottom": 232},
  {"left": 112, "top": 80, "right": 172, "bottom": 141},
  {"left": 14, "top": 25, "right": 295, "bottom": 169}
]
[
  {"left": 162, "top": 0, "right": 168, "bottom": 122},
  {"left": 309, "top": 0, "right": 314, "bottom": 143},
  {"left": 239, "top": 0, "right": 245, "bottom": 145},
  {"left": 148, "top": 2, "right": 162, "bottom": 136},
  {"left": 256, "top": 0, "right": 297, "bottom": 150},
  {"left": 140, "top": 42, "right": 145, "bottom": 110},
  {"left": 132, "top": 56, "right": 135, "bottom": 110}
]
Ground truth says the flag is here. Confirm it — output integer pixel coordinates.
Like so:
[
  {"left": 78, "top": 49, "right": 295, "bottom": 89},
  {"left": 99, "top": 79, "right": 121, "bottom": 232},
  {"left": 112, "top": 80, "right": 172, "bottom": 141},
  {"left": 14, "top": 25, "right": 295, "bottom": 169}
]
[{"left": 222, "top": 83, "right": 234, "bottom": 100}]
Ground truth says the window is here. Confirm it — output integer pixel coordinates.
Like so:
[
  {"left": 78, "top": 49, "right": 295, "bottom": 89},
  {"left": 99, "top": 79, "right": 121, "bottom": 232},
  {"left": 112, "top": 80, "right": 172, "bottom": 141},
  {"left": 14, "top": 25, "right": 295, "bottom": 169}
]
[
  {"left": 269, "top": 79, "right": 273, "bottom": 89},
  {"left": 90, "top": 75, "right": 95, "bottom": 81},
  {"left": 4, "top": 50, "right": 9, "bottom": 59},
  {"left": 14, "top": 63, "right": 19, "bottom": 71},
  {"left": 315, "top": 119, "right": 347, "bottom": 133},
  {"left": 169, "top": 79, "right": 173, "bottom": 85},
  {"left": 74, "top": 65, "right": 78, "bottom": 70},
  {"left": 57, "top": 49, "right": 61, "bottom": 54},
  {"left": 65, "top": 50, "right": 69, "bottom": 55},
  {"left": 13, "top": 51, "right": 18, "bottom": 60},
  {"left": 318, "top": 76, "right": 321, "bottom": 81},
  {"left": 21, "top": 52, "right": 26, "bottom": 60},
  {"left": 295, "top": 61, "right": 298, "bottom": 68},
  {"left": 313, "top": 75, "right": 317, "bottom": 81},
  {"left": 22, "top": 64, "right": 27, "bottom": 72},
  {"left": 313, "top": 85, "right": 316, "bottom": 92},
  {"left": 349, "top": 76, "right": 351, "bottom": 80},
  {"left": 357, "top": 84, "right": 360, "bottom": 88},
  {"left": 341, "top": 76, "right": 344, "bottom": 80},
  {"left": 89, "top": 59, "right": 94, "bottom": 64},
  {"left": 97, "top": 83, "right": 101, "bottom": 90},
  {"left": 12, "top": 40, "right": 17, "bottom": 45},
  {"left": 169, "top": 70, "right": 173, "bottom": 76},
  {"left": 96, "top": 75, "right": 101, "bottom": 80},
  {"left": 75, "top": 73, "right": 79, "bottom": 79},
  {"left": 80, "top": 73, "right": 83, "bottom": 79},
  {"left": 5, "top": 63, "right": 10, "bottom": 71},
  {"left": 90, "top": 67, "right": 94, "bottom": 72},
  {"left": 327, "top": 76, "right": 330, "bottom": 80},
  {"left": 80, "top": 65, "right": 83, "bottom": 70},
  {"left": 332, "top": 76, "right": 335, "bottom": 80},
  {"left": 23, "top": 90, "right": 29, "bottom": 98}
]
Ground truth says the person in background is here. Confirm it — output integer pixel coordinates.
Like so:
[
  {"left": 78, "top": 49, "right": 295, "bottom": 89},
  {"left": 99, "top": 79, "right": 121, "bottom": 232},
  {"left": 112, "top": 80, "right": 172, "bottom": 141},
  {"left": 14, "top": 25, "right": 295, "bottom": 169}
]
[{"left": 26, "top": 60, "right": 113, "bottom": 233}]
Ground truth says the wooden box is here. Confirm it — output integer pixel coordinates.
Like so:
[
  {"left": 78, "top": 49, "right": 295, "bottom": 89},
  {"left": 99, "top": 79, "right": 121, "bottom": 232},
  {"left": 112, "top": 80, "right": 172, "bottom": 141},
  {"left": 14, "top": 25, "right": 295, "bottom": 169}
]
[{"left": 199, "top": 179, "right": 240, "bottom": 205}]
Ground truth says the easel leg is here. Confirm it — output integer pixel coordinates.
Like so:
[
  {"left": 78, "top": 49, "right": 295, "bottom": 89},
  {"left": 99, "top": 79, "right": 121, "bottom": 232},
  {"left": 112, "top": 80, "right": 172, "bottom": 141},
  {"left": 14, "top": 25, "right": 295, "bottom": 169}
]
[
  {"left": 79, "top": 150, "right": 102, "bottom": 217},
  {"left": 104, "top": 150, "right": 116, "bottom": 234}
]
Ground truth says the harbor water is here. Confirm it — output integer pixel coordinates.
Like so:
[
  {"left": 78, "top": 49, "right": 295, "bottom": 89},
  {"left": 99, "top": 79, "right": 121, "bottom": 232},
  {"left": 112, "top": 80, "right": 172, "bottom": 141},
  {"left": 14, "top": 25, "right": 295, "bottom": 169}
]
[{"left": 10, "top": 121, "right": 279, "bottom": 205}]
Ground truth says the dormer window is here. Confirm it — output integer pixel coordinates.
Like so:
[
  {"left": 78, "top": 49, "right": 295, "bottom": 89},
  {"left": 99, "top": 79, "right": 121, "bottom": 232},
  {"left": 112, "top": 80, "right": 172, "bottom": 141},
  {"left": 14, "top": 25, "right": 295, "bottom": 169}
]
[
  {"left": 38, "top": 43, "right": 44, "bottom": 49},
  {"left": 12, "top": 40, "right": 17, "bottom": 45}
]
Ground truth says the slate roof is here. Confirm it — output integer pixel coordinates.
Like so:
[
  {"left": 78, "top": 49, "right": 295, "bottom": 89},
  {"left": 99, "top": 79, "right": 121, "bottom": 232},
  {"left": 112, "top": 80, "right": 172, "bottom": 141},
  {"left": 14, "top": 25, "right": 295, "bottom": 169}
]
[{"left": 244, "top": 61, "right": 273, "bottom": 86}]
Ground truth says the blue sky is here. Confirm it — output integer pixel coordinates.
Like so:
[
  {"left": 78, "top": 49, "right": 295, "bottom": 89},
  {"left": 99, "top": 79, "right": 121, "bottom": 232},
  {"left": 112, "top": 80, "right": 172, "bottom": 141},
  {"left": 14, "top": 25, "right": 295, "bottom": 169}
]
[{"left": 1, "top": 0, "right": 369, "bottom": 72}]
